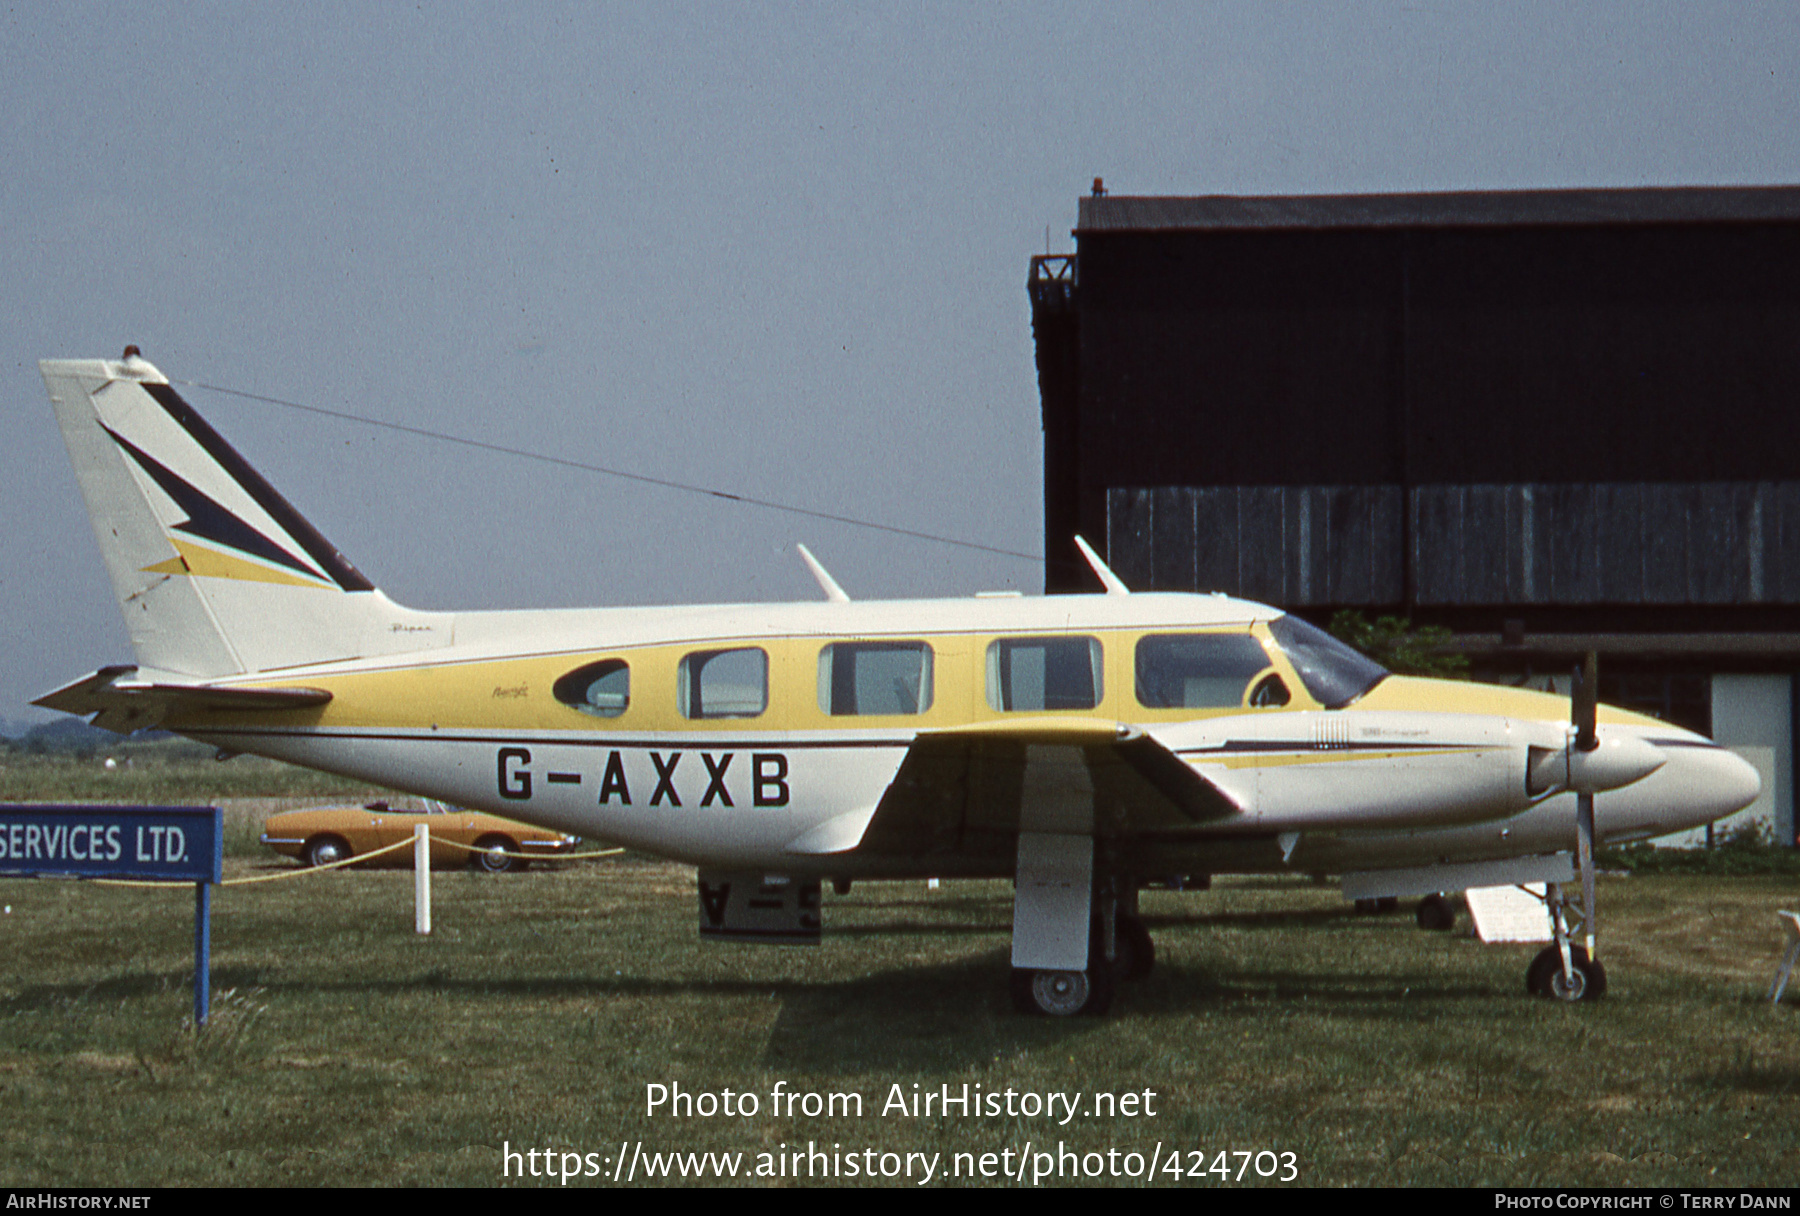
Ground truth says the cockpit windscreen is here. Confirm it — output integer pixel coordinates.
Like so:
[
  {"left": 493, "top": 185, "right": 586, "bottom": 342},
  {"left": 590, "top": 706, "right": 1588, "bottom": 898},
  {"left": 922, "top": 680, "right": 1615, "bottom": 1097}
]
[{"left": 1265, "top": 615, "right": 1388, "bottom": 708}]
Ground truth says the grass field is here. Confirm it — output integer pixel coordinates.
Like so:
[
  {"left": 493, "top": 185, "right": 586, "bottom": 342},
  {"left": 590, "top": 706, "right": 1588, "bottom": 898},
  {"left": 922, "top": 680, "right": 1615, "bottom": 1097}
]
[
  {"left": 1, "top": 843, "right": 1798, "bottom": 1188},
  {"left": 0, "top": 743, "right": 381, "bottom": 807}
]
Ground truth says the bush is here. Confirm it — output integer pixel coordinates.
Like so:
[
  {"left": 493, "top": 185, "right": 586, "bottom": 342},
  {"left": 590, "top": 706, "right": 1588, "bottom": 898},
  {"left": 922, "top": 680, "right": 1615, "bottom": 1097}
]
[
  {"left": 1600, "top": 824, "right": 1800, "bottom": 876},
  {"left": 1328, "top": 610, "right": 1470, "bottom": 679}
]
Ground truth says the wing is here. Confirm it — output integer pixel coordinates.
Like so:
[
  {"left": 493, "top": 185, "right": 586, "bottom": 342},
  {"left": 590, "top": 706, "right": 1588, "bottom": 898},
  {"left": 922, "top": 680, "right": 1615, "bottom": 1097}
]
[{"left": 839, "top": 718, "right": 1239, "bottom": 866}]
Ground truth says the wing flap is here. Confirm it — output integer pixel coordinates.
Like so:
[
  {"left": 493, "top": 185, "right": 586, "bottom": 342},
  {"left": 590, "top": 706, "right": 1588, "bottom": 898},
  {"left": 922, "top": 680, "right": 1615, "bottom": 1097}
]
[{"left": 851, "top": 719, "right": 1239, "bottom": 862}]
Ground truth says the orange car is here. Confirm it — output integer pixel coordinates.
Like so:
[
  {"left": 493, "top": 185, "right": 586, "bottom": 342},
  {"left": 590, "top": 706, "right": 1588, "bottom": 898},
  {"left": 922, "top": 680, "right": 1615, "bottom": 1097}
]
[{"left": 260, "top": 800, "right": 580, "bottom": 872}]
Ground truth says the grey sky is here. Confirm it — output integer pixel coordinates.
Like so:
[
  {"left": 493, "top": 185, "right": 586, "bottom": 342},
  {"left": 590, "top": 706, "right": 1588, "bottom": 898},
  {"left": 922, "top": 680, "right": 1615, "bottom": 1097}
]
[{"left": 4, "top": 2, "right": 1798, "bottom": 724}]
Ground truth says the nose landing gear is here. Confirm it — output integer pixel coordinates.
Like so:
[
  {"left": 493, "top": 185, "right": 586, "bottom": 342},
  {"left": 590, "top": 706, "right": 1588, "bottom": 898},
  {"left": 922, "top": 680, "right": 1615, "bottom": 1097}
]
[
  {"left": 1528, "top": 653, "right": 1609, "bottom": 1003},
  {"left": 1525, "top": 882, "right": 1608, "bottom": 1001}
]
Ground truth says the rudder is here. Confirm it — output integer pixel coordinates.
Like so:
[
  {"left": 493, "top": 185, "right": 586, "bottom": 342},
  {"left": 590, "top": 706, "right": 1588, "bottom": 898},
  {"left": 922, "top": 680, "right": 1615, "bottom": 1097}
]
[{"left": 40, "top": 350, "right": 449, "bottom": 678}]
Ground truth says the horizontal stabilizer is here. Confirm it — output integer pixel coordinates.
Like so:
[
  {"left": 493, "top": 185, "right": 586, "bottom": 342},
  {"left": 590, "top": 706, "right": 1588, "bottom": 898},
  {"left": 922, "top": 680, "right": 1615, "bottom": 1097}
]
[{"left": 34, "top": 666, "right": 331, "bottom": 734}]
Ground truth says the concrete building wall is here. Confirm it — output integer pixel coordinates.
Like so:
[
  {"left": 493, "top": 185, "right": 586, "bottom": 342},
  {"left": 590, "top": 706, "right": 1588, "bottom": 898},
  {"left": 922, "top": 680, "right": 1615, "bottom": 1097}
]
[{"left": 1707, "top": 674, "right": 1794, "bottom": 845}]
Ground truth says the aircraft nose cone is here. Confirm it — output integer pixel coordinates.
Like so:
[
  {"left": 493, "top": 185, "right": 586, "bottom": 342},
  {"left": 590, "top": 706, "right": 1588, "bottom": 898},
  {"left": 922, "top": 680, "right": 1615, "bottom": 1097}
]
[
  {"left": 1652, "top": 742, "right": 1763, "bottom": 834},
  {"left": 1711, "top": 746, "right": 1764, "bottom": 818}
]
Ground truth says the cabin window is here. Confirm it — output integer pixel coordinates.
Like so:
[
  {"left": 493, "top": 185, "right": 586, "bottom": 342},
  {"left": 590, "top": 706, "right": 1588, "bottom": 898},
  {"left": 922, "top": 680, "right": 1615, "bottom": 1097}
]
[
  {"left": 1250, "top": 672, "right": 1292, "bottom": 707},
  {"left": 817, "top": 642, "right": 933, "bottom": 715},
  {"left": 552, "top": 658, "right": 631, "bottom": 718},
  {"left": 678, "top": 647, "right": 768, "bottom": 718},
  {"left": 1135, "top": 633, "right": 1277, "bottom": 709},
  {"left": 986, "top": 637, "right": 1103, "bottom": 711}
]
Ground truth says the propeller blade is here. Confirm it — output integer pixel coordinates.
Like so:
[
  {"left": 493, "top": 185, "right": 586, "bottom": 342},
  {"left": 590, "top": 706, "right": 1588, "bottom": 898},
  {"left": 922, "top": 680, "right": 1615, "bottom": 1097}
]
[{"left": 1573, "top": 651, "right": 1599, "bottom": 753}]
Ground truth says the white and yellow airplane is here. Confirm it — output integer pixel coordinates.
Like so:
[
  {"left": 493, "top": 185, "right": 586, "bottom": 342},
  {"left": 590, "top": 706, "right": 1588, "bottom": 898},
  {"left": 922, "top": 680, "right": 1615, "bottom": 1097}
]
[{"left": 34, "top": 351, "right": 1760, "bottom": 1014}]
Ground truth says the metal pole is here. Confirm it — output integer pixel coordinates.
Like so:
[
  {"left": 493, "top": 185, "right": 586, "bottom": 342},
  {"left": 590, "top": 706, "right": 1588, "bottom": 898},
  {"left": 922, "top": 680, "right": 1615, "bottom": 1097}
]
[
  {"left": 415, "top": 824, "right": 431, "bottom": 935},
  {"left": 194, "top": 881, "right": 211, "bottom": 1028}
]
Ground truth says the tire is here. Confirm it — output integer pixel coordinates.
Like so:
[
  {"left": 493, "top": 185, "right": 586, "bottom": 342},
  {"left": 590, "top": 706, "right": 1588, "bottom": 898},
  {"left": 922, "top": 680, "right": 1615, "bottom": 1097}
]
[
  {"left": 472, "top": 835, "right": 522, "bottom": 874},
  {"left": 1114, "top": 914, "right": 1156, "bottom": 981},
  {"left": 302, "top": 836, "right": 350, "bottom": 868},
  {"left": 1008, "top": 913, "right": 1120, "bottom": 1016},
  {"left": 1416, "top": 893, "right": 1457, "bottom": 932},
  {"left": 1010, "top": 965, "right": 1114, "bottom": 1017},
  {"left": 1526, "top": 945, "right": 1607, "bottom": 1001}
]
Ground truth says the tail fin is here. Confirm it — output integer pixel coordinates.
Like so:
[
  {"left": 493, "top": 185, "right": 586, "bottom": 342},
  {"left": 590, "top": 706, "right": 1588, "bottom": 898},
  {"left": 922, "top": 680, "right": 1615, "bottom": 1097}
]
[{"left": 39, "top": 351, "right": 450, "bottom": 678}]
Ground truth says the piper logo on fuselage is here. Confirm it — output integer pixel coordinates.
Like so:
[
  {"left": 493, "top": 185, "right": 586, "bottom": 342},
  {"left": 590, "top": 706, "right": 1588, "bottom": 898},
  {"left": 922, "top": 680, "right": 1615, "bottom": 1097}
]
[{"left": 495, "top": 747, "right": 789, "bottom": 808}]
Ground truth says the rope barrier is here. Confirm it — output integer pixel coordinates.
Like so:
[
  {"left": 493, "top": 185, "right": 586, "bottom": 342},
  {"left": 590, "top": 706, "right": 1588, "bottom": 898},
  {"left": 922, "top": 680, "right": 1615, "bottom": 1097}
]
[
  {"left": 432, "top": 839, "right": 627, "bottom": 862},
  {"left": 93, "top": 837, "right": 626, "bottom": 888},
  {"left": 94, "top": 837, "right": 415, "bottom": 887}
]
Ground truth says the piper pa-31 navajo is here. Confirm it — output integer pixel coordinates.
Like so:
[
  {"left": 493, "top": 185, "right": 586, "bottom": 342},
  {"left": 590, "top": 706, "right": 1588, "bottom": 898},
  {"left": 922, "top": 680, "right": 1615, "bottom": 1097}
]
[{"left": 35, "top": 351, "right": 1760, "bottom": 1015}]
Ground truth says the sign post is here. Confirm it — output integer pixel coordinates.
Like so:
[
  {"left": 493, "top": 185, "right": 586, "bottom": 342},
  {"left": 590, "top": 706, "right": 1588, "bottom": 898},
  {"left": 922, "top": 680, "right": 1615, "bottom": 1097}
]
[{"left": 0, "top": 804, "right": 224, "bottom": 1026}]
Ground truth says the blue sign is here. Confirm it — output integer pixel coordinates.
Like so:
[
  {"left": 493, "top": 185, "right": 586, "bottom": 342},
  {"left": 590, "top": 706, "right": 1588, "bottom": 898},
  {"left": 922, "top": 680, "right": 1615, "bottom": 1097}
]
[{"left": 0, "top": 805, "right": 222, "bottom": 883}]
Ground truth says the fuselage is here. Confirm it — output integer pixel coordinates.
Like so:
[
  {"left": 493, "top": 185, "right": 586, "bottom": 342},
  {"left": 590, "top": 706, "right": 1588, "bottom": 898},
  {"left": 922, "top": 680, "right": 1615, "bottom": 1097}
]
[{"left": 158, "top": 590, "right": 1760, "bottom": 878}]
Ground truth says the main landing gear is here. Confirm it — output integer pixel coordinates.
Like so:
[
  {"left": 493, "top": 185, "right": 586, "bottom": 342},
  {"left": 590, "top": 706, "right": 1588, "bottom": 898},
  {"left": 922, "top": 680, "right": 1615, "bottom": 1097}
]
[
  {"left": 1415, "top": 892, "right": 1457, "bottom": 931},
  {"left": 1010, "top": 883, "right": 1155, "bottom": 1017}
]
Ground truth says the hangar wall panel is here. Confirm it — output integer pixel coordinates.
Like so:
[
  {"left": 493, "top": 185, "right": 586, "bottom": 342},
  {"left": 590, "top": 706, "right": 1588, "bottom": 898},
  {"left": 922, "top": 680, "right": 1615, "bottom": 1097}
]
[
  {"left": 1108, "top": 486, "right": 1403, "bottom": 603},
  {"left": 1110, "top": 482, "right": 1800, "bottom": 606}
]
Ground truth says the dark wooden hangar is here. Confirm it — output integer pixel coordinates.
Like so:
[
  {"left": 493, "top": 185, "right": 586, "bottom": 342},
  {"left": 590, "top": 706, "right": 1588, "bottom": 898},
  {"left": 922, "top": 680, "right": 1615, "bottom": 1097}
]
[{"left": 1029, "top": 185, "right": 1800, "bottom": 843}]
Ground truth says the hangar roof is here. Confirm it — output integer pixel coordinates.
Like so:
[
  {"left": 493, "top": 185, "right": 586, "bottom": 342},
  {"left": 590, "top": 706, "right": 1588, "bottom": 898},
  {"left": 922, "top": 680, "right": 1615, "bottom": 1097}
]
[{"left": 1076, "top": 186, "right": 1800, "bottom": 233}]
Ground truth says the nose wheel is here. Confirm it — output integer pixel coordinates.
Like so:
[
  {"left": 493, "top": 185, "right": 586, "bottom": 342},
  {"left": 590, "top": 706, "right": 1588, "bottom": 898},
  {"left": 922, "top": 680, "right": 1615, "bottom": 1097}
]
[
  {"left": 1527, "top": 943, "right": 1607, "bottom": 1001},
  {"left": 1524, "top": 877, "right": 1606, "bottom": 1002}
]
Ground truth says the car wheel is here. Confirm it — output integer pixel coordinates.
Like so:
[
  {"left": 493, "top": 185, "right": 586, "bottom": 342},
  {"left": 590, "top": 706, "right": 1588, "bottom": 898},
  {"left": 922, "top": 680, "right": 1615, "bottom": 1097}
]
[
  {"left": 303, "top": 836, "right": 350, "bottom": 868},
  {"left": 473, "top": 835, "right": 522, "bottom": 874}
]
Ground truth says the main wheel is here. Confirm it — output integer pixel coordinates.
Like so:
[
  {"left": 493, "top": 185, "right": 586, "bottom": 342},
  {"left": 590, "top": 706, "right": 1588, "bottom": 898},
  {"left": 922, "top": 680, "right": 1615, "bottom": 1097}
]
[
  {"left": 1526, "top": 945, "right": 1607, "bottom": 1001},
  {"left": 1010, "top": 964, "right": 1114, "bottom": 1017},
  {"left": 1113, "top": 914, "right": 1156, "bottom": 981},
  {"left": 1416, "top": 893, "right": 1457, "bottom": 932},
  {"left": 302, "top": 836, "right": 350, "bottom": 868},
  {"left": 472, "top": 835, "right": 522, "bottom": 874}
]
